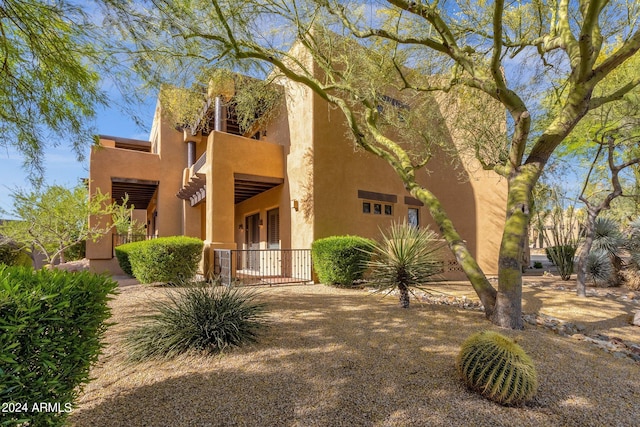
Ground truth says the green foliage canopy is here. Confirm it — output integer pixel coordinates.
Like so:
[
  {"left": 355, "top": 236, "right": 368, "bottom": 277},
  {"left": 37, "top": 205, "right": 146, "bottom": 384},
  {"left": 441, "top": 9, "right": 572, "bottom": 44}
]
[
  {"left": 0, "top": 0, "right": 106, "bottom": 177},
  {"left": 0, "top": 184, "right": 132, "bottom": 265}
]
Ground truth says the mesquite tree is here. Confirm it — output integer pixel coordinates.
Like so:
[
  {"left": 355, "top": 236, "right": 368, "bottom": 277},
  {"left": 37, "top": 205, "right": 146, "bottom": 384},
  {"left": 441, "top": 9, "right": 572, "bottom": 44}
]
[{"left": 97, "top": 0, "right": 640, "bottom": 329}]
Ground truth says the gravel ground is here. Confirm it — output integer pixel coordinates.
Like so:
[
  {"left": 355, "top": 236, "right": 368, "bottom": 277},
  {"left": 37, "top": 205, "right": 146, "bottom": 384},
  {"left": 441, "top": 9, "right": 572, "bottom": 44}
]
[{"left": 67, "top": 278, "right": 640, "bottom": 427}]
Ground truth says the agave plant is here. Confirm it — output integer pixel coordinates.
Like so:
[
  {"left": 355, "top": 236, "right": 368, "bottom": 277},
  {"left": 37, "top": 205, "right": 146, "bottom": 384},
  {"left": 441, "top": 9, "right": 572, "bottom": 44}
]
[
  {"left": 590, "top": 217, "right": 625, "bottom": 286},
  {"left": 365, "top": 221, "right": 444, "bottom": 308}
]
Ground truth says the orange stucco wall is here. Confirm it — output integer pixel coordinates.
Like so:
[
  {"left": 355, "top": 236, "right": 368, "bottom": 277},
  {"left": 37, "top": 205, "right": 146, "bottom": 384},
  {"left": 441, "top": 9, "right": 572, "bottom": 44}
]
[
  {"left": 89, "top": 52, "right": 506, "bottom": 278},
  {"left": 87, "top": 107, "right": 189, "bottom": 274}
]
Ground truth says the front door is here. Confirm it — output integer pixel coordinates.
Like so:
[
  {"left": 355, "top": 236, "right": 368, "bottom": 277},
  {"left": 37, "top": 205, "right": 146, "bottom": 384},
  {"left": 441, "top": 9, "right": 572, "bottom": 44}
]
[{"left": 245, "top": 213, "right": 260, "bottom": 271}]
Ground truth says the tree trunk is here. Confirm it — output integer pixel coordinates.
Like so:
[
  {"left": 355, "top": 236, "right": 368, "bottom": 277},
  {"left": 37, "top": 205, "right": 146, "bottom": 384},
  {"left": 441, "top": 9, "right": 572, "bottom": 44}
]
[
  {"left": 409, "top": 187, "right": 497, "bottom": 318},
  {"left": 491, "top": 169, "right": 538, "bottom": 329},
  {"left": 398, "top": 284, "right": 410, "bottom": 308}
]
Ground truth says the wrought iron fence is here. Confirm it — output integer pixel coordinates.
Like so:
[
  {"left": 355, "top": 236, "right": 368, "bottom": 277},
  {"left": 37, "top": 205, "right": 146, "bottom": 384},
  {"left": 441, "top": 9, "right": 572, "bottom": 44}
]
[{"left": 213, "top": 248, "right": 312, "bottom": 286}]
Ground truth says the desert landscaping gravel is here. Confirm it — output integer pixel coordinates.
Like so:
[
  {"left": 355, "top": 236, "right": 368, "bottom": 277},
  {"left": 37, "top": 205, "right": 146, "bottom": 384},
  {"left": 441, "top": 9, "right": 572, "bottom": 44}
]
[{"left": 68, "top": 277, "right": 640, "bottom": 427}]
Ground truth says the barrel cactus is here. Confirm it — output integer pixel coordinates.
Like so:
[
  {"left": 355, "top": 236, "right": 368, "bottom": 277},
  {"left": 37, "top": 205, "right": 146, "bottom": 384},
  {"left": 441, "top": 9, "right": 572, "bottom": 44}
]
[{"left": 457, "top": 330, "right": 538, "bottom": 406}]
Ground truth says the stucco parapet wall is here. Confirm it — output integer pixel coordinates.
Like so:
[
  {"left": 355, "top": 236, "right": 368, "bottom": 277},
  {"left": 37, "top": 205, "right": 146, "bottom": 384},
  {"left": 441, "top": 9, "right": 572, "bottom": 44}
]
[
  {"left": 205, "top": 131, "right": 284, "bottom": 178},
  {"left": 91, "top": 146, "right": 160, "bottom": 172}
]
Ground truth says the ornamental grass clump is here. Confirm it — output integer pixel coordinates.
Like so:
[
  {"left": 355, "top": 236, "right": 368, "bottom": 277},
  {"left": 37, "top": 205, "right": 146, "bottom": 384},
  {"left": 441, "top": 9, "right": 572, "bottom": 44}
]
[
  {"left": 457, "top": 330, "right": 538, "bottom": 406},
  {"left": 125, "top": 285, "right": 267, "bottom": 361},
  {"left": 365, "top": 221, "right": 444, "bottom": 308}
]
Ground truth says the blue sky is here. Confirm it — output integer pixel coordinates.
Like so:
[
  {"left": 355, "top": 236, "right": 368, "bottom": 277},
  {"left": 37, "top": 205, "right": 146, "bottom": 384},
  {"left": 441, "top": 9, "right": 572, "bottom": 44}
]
[{"left": 0, "top": 95, "right": 156, "bottom": 217}]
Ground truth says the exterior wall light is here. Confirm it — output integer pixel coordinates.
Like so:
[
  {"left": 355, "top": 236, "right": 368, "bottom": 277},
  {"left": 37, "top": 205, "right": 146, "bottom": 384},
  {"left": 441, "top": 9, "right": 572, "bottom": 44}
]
[
  {"left": 238, "top": 224, "right": 244, "bottom": 231},
  {"left": 291, "top": 200, "right": 299, "bottom": 211}
]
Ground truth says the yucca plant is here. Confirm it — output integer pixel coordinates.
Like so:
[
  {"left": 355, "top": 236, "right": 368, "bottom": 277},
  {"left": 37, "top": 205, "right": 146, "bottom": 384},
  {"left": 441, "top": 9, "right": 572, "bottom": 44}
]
[
  {"left": 457, "top": 330, "right": 538, "bottom": 406},
  {"left": 585, "top": 249, "right": 615, "bottom": 287},
  {"left": 622, "top": 218, "right": 640, "bottom": 290},
  {"left": 365, "top": 221, "right": 444, "bottom": 308},
  {"left": 125, "top": 285, "right": 267, "bottom": 361},
  {"left": 590, "top": 217, "right": 625, "bottom": 286}
]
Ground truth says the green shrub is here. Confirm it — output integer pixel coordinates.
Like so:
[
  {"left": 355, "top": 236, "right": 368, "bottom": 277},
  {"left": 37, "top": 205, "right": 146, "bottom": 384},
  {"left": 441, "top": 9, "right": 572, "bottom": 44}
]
[
  {"left": 533, "top": 261, "right": 543, "bottom": 269},
  {"left": 457, "top": 330, "right": 538, "bottom": 406},
  {"left": 125, "top": 285, "right": 267, "bottom": 360},
  {"left": 312, "top": 235, "right": 375, "bottom": 287},
  {"left": 64, "top": 239, "right": 86, "bottom": 262},
  {"left": 128, "top": 237, "right": 203, "bottom": 284},
  {"left": 0, "top": 240, "right": 30, "bottom": 267},
  {"left": 0, "top": 266, "right": 117, "bottom": 426},
  {"left": 114, "top": 240, "right": 146, "bottom": 276},
  {"left": 365, "top": 222, "right": 444, "bottom": 308}
]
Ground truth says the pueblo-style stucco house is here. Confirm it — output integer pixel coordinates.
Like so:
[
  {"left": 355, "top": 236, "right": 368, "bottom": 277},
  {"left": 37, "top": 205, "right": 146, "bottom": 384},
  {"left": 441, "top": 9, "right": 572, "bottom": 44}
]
[{"left": 87, "top": 64, "right": 507, "bottom": 284}]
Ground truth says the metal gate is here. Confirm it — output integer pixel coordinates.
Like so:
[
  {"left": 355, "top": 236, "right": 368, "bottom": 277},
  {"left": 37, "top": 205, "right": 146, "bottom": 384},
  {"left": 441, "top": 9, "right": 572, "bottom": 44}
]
[{"left": 214, "top": 249, "right": 312, "bottom": 286}]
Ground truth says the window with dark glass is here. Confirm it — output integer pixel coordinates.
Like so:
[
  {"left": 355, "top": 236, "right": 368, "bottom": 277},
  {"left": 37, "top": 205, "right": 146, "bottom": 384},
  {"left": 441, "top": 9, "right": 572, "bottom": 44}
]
[
  {"left": 267, "top": 208, "right": 280, "bottom": 249},
  {"left": 384, "top": 205, "right": 392, "bottom": 215},
  {"left": 363, "top": 202, "right": 371, "bottom": 213},
  {"left": 374, "top": 203, "right": 382, "bottom": 214}
]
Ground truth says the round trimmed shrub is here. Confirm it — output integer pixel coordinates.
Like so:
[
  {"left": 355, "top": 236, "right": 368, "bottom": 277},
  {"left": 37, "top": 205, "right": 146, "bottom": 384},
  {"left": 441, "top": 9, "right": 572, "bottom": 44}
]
[
  {"left": 128, "top": 237, "right": 203, "bottom": 285},
  {"left": 125, "top": 285, "right": 267, "bottom": 360},
  {"left": 311, "top": 235, "right": 374, "bottom": 287},
  {"left": 457, "top": 330, "right": 538, "bottom": 406}
]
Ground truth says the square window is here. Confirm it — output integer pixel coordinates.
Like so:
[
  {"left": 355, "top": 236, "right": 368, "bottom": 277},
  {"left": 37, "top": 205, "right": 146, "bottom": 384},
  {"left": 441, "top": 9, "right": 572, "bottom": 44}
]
[
  {"left": 384, "top": 205, "right": 392, "bottom": 215},
  {"left": 363, "top": 202, "right": 371, "bottom": 214},
  {"left": 374, "top": 203, "right": 382, "bottom": 214}
]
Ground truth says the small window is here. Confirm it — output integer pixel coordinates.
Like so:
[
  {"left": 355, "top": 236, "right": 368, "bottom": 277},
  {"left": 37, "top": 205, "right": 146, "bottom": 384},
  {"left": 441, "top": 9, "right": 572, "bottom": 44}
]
[
  {"left": 363, "top": 202, "right": 371, "bottom": 214},
  {"left": 374, "top": 203, "right": 382, "bottom": 215},
  {"left": 384, "top": 205, "right": 393, "bottom": 215}
]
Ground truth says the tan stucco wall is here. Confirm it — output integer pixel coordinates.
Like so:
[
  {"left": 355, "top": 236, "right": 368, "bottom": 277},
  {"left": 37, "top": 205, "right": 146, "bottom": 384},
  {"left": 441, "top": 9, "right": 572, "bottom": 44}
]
[
  {"left": 87, "top": 107, "right": 190, "bottom": 274},
  {"left": 201, "top": 131, "right": 284, "bottom": 276},
  {"left": 308, "top": 80, "right": 506, "bottom": 275},
  {"left": 204, "top": 131, "right": 284, "bottom": 245}
]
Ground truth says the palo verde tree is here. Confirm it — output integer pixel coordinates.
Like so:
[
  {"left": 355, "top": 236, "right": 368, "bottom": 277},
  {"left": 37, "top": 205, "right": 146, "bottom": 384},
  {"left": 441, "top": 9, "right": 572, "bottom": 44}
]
[
  {"left": 0, "top": 183, "right": 132, "bottom": 266},
  {"left": 0, "top": 0, "right": 107, "bottom": 179},
  {"left": 548, "top": 49, "right": 640, "bottom": 295},
  {"left": 98, "top": 0, "right": 640, "bottom": 329}
]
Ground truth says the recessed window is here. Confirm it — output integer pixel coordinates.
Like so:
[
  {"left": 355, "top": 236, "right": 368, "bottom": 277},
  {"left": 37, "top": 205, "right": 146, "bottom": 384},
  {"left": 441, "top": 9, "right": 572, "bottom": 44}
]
[
  {"left": 363, "top": 202, "right": 371, "bottom": 214},
  {"left": 384, "top": 205, "right": 393, "bottom": 215},
  {"left": 374, "top": 203, "right": 382, "bottom": 214}
]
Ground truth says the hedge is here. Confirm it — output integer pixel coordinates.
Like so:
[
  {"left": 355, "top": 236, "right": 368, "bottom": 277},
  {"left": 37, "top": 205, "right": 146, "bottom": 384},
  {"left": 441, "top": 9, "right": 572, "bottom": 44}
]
[
  {"left": 311, "top": 235, "right": 374, "bottom": 287},
  {"left": 114, "top": 240, "right": 146, "bottom": 276},
  {"left": 0, "top": 266, "right": 117, "bottom": 426},
  {"left": 127, "top": 236, "right": 203, "bottom": 285}
]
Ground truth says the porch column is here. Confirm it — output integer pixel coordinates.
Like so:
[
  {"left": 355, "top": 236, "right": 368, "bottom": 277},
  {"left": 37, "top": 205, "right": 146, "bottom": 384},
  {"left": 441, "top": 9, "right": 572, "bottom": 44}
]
[{"left": 187, "top": 141, "right": 196, "bottom": 167}]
